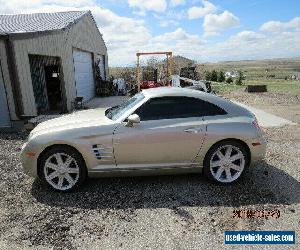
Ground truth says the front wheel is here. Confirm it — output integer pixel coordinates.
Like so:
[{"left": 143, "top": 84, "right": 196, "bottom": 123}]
[
  {"left": 38, "top": 146, "right": 87, "bottom": 191},
  {"left": 203, "top": 141, "right": 249, "bottom": 184}
]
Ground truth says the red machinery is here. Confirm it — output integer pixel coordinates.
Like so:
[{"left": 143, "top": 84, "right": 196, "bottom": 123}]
[
  {"left": 136, "top": 52, "right": 173, "bottom": 92},
  {"left": 140, "top": 81, "right": 160, "bottom": 89}
]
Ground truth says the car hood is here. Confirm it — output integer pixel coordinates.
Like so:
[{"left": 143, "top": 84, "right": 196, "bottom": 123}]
[{"left": 30, "top": 109, "right": 116, "bottom": 137}]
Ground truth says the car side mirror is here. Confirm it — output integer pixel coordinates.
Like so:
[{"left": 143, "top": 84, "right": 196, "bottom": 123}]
[{"left": 126, "top": 114, "right": 140, "bottom": 127}]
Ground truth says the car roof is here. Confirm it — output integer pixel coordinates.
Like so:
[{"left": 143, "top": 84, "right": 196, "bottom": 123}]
[
  {"left": 141, "top": 87, "right": 253, "bottom": 117},
  {"left": 142, "top": 87, "right": 223, "bottom": 104},
  {"left": 142, "top": 87, "right": 202, "bottom": 98}
]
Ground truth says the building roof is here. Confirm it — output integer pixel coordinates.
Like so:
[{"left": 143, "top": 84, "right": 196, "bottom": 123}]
[{"left": 0, "top": 11, "right": 89, "bottom": 36}]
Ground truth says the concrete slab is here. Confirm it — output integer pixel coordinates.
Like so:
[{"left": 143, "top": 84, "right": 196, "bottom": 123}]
[
  {"left": 86, "top": 96, "right": 128, "bottom": 109},
  {"left": 234, "top": 101, "right": 297, "bottom": 128}
]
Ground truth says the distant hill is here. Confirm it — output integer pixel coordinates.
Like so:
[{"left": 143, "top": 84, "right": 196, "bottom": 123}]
[
  {"left": 216, "top": 57, "right": 300, "bottom": 64},
  {"left": 164, "top": 55, "right": 196, "bottom": 75},
  {"left": 172, "top": 55, "right": 195, "bottom": 66},
  {"left": 196, "top": 57, "right": 300, "bottom": 80}
]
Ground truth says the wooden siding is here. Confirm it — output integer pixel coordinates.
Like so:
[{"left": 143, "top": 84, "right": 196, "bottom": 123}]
[
  {"left": 11, "top": 14, "right": 107, "bottom": 116},
  {"left": 0, "top": 40, "right": 18, "bottom": 120}
]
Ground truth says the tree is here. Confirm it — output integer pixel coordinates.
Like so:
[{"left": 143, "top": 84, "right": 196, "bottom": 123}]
[
  {"left": 211, "top": 70, "right": 218, "bottom": 82},
  {"left": 226, "top": 77, "right": 233, "bottom": 84},
  {"left": 235, "top": 70, "right": 245, "bottom": 85},
  {"left": 218, "top": 71, "right": 225, "bottom": 82},
  {"left": 205, "top": 71, "right": 211, "bottom": 81},
  {"left": 146, "top": 56, "right": 159, "bottom": 68}
]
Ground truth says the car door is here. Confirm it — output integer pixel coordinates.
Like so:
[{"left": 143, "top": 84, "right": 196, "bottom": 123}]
[{"left": 113, "top": 96, "right": 207, "bottom": 169}]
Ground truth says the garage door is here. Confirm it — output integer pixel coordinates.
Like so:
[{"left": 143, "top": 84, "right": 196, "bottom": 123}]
[
  {"left": 0, "top": 63, "right": 10, "bottom": 127},
  {"left": 73, "top": 49, "right": 95, "bottom": 101}
]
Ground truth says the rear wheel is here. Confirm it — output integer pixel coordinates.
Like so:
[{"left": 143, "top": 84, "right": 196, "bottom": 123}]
[
  {"left": 38, "top": 146, "right": 87, "bottom": 191},
  {"left": 203, "top": 141, "right": 249, "bottom": 184}
]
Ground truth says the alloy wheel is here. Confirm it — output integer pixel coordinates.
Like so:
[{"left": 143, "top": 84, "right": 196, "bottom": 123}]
[
  {"left": 44, "top": 153, "right": 80, "bottom": 191},
  {"left": 209, "top": 145, "right": 245, "bottom": 183}
]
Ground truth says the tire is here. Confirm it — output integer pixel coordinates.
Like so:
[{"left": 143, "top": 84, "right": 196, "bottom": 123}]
[
  {"left": 203, "top": 140, "right": 250, "bottom": 184},
  {"left": 38, "top": 145, "right": 87, "bottom": 192}
]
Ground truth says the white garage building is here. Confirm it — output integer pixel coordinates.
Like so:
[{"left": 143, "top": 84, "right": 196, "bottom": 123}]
[{"left": 0, "top": 11, "right": 108, "bottom": 129}]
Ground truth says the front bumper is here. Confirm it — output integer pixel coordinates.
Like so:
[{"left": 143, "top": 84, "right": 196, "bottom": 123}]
[{"left": 20, "top": 142, "right": 39, "bottom": 178}]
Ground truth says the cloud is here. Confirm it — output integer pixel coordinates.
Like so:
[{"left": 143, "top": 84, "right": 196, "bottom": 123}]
[
  {"left": 151, "top": 28, "right": 203, "bottom": 45},
  {"left": 203, "top": 10, "right": 240, "bottom": 36},
  {"left": 170, "top": 0, "right": 185, "bottom": 7},
  {"left": 0, "top": 0, "right": 152, "bottom": 65},
  {"left": 188, "top": 0, "right": 217, "bottom": 20},
  {"left": 144, "top": 28, "right": 300, "bottom": 64},
  {"left": 0, "top": 0, "right": 299, "bottom": 66},
  {"left": 128, "top": 0, "right": 167, "bottom": 13},
  {"left": 231, "top": 30, "right": 265, "bottom": 42},
  {"left": 0, "top": 0, "right": 94, "bottom": 13},
  {"left": 149, "top": 28, "right": 205, "bottom": 61},
  {"left": 158, "top": 19, "right": 179, "bottom": 27},
  {"left": 153, "top": 10, "right": 185, "bottom": 27},
  {"left": 260, "top": 16, "right": 300, "bottom": 33},
  {"left": 199, "top": 30, "right": 300, "bottom": 62},
  {"left": 89, "top": 6, "right": 154, "bottom": 65}
]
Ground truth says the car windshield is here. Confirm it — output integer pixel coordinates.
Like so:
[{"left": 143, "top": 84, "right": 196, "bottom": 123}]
[{"left": 105, "top": 93, "right": 145, "bottom": 120}]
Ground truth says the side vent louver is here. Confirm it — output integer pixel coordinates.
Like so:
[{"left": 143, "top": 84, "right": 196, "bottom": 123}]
[{"left": 92, "top": 144, "right": 113, "bottom": 161}]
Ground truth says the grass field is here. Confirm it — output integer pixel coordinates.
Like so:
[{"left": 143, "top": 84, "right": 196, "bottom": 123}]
[
  {"left": 197, "top": 57, "right": 300, "bottom": 80},
  {"left": 246, "top": 79, "right": 300, "bottom": 95},
  {"left": 212, "top": 79, "right": 300, "bottom": 95},
  {"left": 195, "top": 57, "right": 300, "bottom": 95},
  {"left": 211, "top": 82, "right": 243, "bottom": 94}
]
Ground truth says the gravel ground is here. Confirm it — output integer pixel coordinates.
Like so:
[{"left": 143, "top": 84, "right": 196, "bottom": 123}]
[
  {"left": 226, "top": 89, "right": 300, "bottom": 123},
  {"left": 0, "top": 92, "right": 299, "bottom": 250}
]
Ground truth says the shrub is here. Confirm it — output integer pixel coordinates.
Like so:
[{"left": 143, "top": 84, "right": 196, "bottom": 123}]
[
  {"left": 204, "top": 71, "right": 211, "bottom": 81},
  {"left": 211, "top": 70, "right": 218, "bottom": 82},
  {"left": 235, "top": 70, "right": 245, "bottom": 85},
  {"left": 218, "top": 71, "right": 225, "bottom": 82},
  {"left": 226, "top": 77, "right": 233, "bottom": 84}
]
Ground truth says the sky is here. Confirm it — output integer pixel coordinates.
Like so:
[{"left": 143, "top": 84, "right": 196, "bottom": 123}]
[{"left": 1, "top": 0, "right": 300, "bottom": 66}]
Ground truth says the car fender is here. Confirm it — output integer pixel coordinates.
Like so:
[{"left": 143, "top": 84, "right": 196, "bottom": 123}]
[{"left": 194, "top": 115, "right": 257, "bottom": 165}]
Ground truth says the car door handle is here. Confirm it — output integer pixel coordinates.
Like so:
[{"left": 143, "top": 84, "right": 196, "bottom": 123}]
[{"left": 184, "top": 128, "right": 201, "bottom": 134}]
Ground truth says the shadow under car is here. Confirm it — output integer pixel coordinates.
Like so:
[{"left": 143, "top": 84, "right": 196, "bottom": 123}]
[{"left": 31, "top": 161, "right": 300, "bottom": 210}]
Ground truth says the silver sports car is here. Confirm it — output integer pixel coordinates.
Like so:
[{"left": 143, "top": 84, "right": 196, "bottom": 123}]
[{"left": 21, "top": 87, "right": 266, "bottom": 191}]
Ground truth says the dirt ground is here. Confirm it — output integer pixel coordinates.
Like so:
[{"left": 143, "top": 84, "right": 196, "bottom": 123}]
[{"left": 0, "top": 90, "right": 299, "bottom": 250}]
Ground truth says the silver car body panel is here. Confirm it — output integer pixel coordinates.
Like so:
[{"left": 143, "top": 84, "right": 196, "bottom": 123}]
[{"left": 21, "top": 87, "right": 266, "bottom": 178}]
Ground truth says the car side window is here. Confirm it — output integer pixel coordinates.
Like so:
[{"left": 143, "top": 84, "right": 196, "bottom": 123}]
[{"left": 134, "top": 96, "right": 227, "bottom": 121}]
